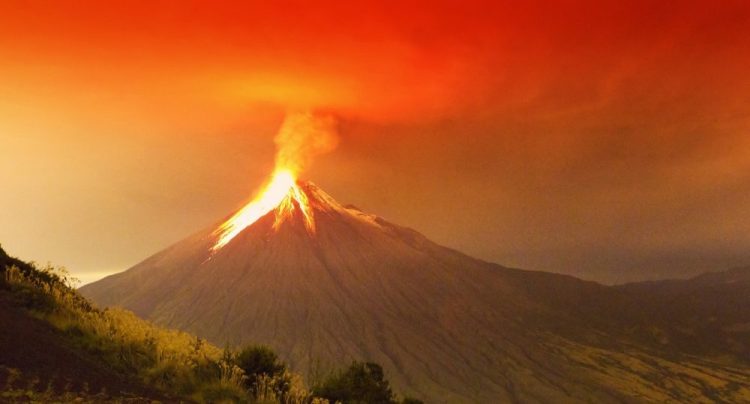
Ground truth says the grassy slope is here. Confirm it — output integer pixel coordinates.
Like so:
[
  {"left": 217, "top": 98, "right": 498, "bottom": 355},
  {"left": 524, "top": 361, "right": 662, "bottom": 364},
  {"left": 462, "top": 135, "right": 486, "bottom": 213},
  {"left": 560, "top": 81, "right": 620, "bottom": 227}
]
[
  {"left": 0, "top": 247, "right": 162, "bottom": 401},
  {"left": 537, "top": 335, "right": 750, "bottom": 403},
  {"left": 0, "top": 246, "right": 279, "bottom": 403},
  {"left": 0, "top": 293, "right": 165, "bottom": 402}
]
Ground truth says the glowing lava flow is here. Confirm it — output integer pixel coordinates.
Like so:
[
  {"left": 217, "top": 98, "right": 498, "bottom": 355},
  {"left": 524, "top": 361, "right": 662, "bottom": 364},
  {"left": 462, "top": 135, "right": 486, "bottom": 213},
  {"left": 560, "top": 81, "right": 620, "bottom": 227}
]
[
  {"left": 212, "top": 169, "right": 314, "bottom": 251},
  {"left": 212, "top": 111, "right": 337, "bottom": 252}
]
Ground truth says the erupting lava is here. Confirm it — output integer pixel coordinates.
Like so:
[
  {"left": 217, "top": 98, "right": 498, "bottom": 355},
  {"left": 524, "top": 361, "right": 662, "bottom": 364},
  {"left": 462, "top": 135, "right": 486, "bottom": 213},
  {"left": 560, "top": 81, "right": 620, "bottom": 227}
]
[
  {"left": 212, "top": 112, "right": 337, "bottom": 252},
  {"left": 212, "top": 169, "right": 313, "bottom": 251}
]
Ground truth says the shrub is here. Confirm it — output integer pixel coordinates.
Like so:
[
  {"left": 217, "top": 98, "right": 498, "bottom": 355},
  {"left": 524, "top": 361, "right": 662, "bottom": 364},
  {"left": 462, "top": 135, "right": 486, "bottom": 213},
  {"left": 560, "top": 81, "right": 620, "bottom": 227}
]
[
  {"left": 313, "top": 361, "right": 395, "bottom": 404},
  {"left": 236, "top": 345, "right": 286, "bottom": 380},
  {"left": 235, "top": 345, "right": 290, "bottom": 397},
  {"left": 193, "top": 360, "right": 248, "bottom": 403}
]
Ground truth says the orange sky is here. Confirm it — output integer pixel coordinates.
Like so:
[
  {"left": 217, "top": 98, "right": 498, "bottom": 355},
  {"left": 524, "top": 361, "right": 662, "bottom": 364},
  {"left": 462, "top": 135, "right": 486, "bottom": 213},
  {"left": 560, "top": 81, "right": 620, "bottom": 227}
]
[{"left": 1, "top": 0, "right": 750, "bottom": 283}]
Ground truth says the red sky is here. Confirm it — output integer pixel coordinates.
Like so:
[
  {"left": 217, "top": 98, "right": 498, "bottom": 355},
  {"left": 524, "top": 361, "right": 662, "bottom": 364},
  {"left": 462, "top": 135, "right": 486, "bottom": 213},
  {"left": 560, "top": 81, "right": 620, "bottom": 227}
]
[{"left": 1, "top": 0, "right": 749, "bottom": 283}]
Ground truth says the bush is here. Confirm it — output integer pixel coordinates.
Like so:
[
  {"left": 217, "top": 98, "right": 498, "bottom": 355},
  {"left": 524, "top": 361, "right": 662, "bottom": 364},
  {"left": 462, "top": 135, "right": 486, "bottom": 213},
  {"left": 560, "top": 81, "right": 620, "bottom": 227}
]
[
  {"left": 313, "top": 361, "right": 395, "bottom": 404},
  {"left": 235, "top": 344, "right": 290, "bottom": 397},
  {"left": 236, "top": 345, "right": 286, "bottom": 380}
]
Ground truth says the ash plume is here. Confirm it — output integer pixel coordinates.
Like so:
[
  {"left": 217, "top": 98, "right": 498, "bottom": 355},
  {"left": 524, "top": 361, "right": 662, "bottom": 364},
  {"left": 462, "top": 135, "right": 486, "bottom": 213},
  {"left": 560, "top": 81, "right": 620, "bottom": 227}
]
[{"left": 274, "top": 111, "right": 338, "bottom": 177}]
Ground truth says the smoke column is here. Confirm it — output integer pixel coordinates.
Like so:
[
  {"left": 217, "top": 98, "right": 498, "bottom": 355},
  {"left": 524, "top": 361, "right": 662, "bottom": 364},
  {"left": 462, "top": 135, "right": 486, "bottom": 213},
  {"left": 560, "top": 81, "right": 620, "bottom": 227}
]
[{"left": 273, "top": 111, "right": 338, "bottom": 177}]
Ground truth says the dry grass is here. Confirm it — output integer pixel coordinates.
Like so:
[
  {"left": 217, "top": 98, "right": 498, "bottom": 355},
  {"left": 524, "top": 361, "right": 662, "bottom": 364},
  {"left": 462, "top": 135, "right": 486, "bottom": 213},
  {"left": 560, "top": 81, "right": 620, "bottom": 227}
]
[{"left": 2, "top": 264, "right": 325, "bottom": 403}]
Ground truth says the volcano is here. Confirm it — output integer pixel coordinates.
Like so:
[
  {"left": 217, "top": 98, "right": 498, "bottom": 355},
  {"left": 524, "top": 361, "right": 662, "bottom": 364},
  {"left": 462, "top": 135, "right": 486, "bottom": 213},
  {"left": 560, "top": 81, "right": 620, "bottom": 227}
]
[{"left": 81, "top": 182, "right": 750, "bottom": 402}]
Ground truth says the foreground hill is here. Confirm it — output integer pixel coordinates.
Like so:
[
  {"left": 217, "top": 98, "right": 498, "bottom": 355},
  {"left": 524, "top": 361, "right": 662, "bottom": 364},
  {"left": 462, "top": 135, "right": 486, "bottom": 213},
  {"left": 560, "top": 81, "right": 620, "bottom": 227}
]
[
  {"left": 81, "top": 182, "right": 750, "bottom": 402},
  {"left": 0, "top": 247, "right": 165, "bottom": 401},
  {"left": 0, "top": 245, "right": 425, "bottom": 403}
]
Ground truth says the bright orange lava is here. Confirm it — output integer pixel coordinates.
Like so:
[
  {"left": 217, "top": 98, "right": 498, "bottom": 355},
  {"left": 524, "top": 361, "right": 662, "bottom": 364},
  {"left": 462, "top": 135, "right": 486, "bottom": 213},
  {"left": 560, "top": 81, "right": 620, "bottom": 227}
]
[{"left": 212, "top": 169, "right": 314, "bottom": 251}]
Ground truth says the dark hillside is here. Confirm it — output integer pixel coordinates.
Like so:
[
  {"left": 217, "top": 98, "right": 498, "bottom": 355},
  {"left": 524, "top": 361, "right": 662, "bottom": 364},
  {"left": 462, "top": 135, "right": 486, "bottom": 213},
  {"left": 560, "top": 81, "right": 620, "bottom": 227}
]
[
  {"left": 615, "top": 267, "right": 750, "bottom": 362},
  {"left": 0, "top": 292, "right": 160, "bottom": 399},
  {"left": 0, "top": 246, "right": 168, "bottom": 401}
]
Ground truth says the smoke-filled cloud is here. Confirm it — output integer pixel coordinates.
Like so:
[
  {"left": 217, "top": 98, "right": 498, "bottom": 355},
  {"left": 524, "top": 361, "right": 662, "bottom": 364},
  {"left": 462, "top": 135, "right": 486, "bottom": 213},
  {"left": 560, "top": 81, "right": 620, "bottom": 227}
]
[{"left": 1, "top": 1, "right": 748, "bottom": 123}]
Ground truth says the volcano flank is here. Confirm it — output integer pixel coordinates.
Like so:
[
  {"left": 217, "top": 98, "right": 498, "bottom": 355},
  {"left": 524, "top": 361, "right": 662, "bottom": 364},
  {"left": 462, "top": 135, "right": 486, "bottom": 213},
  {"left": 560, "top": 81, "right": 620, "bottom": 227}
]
[{"left": 81, "top": 182, "right": 750, "bottom": 403}]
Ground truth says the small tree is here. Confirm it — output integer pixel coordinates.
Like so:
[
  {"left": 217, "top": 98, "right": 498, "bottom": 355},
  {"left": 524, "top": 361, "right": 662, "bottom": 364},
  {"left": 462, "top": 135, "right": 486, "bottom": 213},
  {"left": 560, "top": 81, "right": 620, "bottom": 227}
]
[
  {"left": 313, "top": 361, "right": 395, "bottom": 404},
  {"left": 235, "top": 344, "right": 289, "bottom": 396}
]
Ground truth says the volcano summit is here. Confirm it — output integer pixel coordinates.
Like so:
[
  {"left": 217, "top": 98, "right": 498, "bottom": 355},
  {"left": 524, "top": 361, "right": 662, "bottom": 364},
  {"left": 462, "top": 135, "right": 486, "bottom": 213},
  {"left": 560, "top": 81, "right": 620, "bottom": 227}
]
[{"left": 81, "top": 181, "right": 750, "bottom": 403}]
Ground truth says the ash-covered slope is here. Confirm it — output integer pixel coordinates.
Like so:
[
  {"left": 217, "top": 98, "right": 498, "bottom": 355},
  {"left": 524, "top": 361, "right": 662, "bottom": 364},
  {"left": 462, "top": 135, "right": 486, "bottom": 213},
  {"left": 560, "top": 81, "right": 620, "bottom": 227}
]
[{"left": 81, "top": 183, "right": 750, "bottom": 403}]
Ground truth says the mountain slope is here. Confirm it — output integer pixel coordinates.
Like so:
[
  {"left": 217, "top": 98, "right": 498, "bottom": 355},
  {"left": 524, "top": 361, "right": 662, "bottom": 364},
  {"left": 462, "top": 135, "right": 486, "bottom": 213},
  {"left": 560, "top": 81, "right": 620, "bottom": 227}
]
[{"left": 81, "top": 183, "right": 750, "bottom": 402}]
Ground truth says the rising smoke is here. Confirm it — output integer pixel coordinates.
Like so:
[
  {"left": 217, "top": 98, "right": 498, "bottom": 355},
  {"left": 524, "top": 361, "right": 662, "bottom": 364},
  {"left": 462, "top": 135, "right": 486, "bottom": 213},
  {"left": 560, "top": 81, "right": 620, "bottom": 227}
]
[{"left": 274, "top": 112, "right": 338, "bottom": 177}]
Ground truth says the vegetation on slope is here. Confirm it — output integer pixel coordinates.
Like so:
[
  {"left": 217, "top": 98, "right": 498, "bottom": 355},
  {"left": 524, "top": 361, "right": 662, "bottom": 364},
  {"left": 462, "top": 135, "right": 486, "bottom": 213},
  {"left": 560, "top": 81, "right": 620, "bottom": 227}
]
[{"left": 0, "top": 246, "right": 419, "bottom": 403}]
